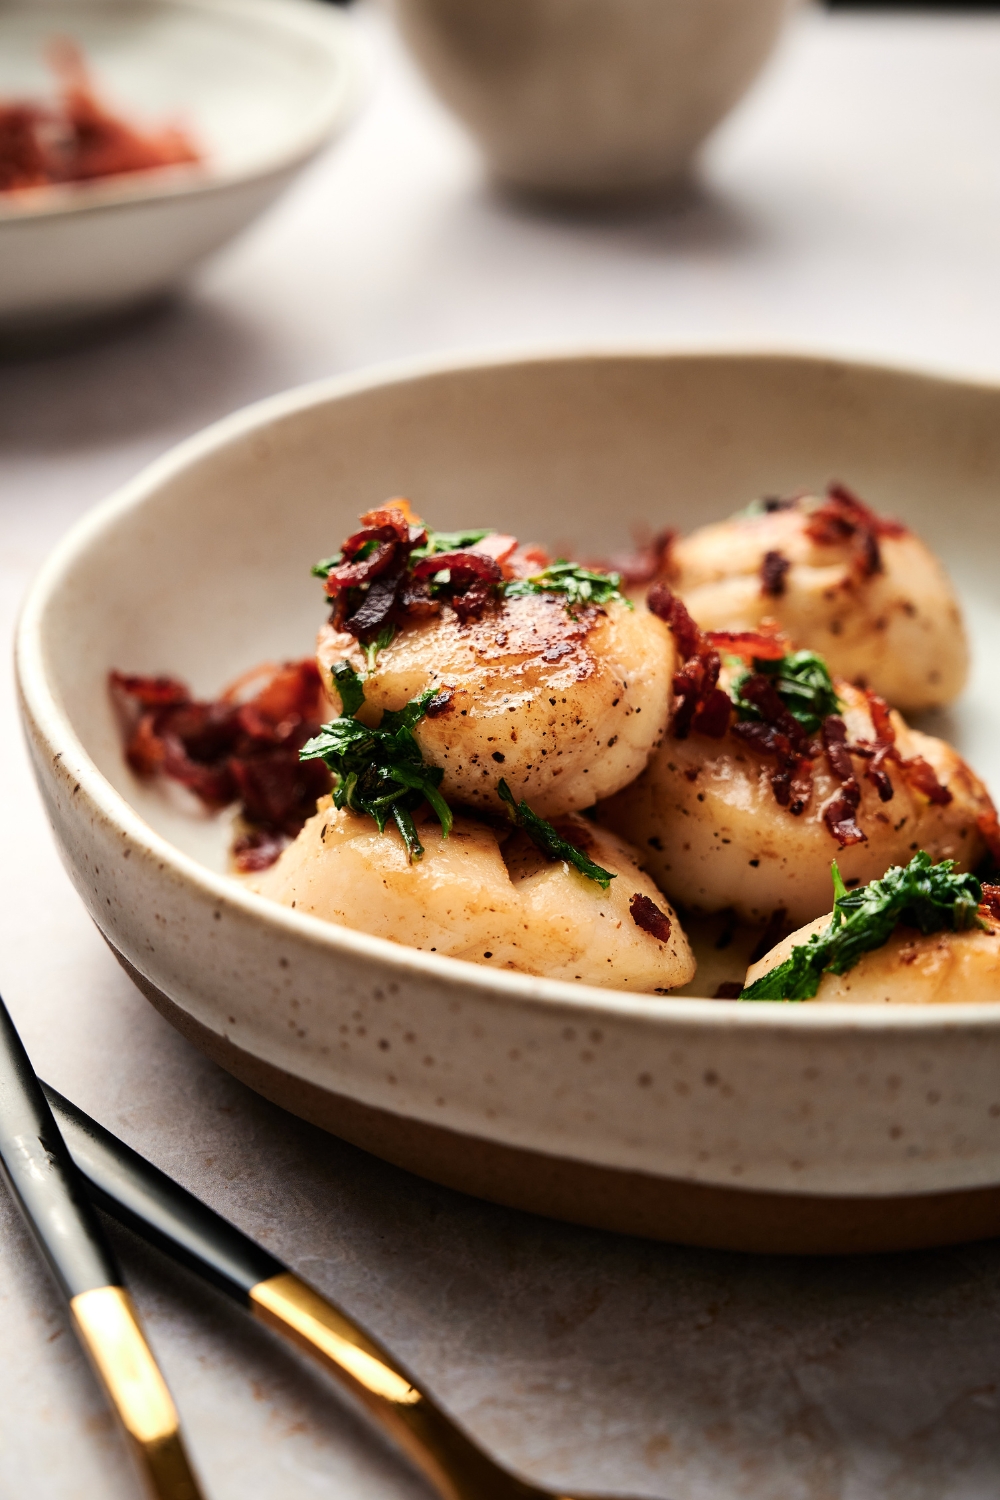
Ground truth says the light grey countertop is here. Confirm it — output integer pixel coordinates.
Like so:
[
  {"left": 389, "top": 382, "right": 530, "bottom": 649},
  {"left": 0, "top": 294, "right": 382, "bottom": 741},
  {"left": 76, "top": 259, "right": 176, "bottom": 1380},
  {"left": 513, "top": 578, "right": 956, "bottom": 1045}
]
[{"left": 3, "top": 6, "right": 1000, "bottom": 1497}]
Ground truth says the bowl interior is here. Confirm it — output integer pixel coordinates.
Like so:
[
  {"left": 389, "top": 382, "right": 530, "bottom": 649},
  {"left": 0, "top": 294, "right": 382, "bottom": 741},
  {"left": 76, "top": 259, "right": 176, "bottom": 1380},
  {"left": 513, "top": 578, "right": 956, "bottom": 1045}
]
[
  {"left": 0, "top": 0, "right": 356, "bottom": 201},
  {"left": 30, "top": 352, "right": 1000, "bottom": 895}
]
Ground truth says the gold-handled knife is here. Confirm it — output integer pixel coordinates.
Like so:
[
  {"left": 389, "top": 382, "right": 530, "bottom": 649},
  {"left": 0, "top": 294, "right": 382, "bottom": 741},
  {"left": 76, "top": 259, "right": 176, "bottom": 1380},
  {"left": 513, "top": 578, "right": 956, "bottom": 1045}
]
[{"left": 0, "top": 995, "right": 205, "bottom": 1500}]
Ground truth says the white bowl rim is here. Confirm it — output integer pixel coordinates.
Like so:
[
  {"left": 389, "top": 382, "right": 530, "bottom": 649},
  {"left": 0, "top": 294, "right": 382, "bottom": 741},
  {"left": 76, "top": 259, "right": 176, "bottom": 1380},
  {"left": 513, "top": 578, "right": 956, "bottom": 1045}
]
[
  {"left": 18, "top": 342, "right": 1000, "bottom": 1037},
  {"left": 0, "top": 0, "right": 367, "bottom": 224}
]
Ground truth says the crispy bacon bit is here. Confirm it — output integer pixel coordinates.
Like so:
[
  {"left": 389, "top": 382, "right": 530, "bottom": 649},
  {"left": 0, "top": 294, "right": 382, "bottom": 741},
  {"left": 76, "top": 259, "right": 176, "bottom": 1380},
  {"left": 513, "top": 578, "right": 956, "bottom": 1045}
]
[
  {"left": 672, "top": 651, "right": 722, "bottom": 741},
  {"left": 323, "top": 505, "right": 521, "bottom": 638},
  {"left": 691, "top": 687, "right": 732, "bottom": 739},
  {"left": 359, "top": 500, "right": 420, "bottom": 535},
  {"left": 648, "top": 583, "right": 701, "bottom": 659},
  {"left": 110, "top": 660, "right": 331, "bottom": 871},
  {"left": 594, "top": 529, "right": 677, "bottom": 587},
  {"left": 821, "top": 716, "right": 866, "bottom": 847},
  {"left": 398, "top": 574, "right": 441, "bottom": 619},
  {"left": 344, "top": 569, "right": 406, "bottom": 638},
  {"left": 471, "top": 533, "right": 519, "bottom": 574},
  {"left": 822, "top": 714, "right": 854, "bottom": 785},
  {"left": 855, "top": 689, "right": 896, "bottom": 802},
  {"left": 729, "top": 720, "right": 804, "bottom": 809},
  {"left": 1, "top": 41, "right": 200, "bottom": 194},
  {"left": 789, "top": 757, "right": 815, "bottom": 817},
  {"left": 714, "top": 981, "right": 745, "bottom": 999},
  {"left": 647, "top": 585, "right": 736, "bottom": 740},
  {"left": 980, "top": 885, "right": 1000, "bottom": 924},
  {"left": 900, "top": 755, "right": 952, "bottom": 807},
  {"left": 650, "top": 585, "right": 812, "bottom": 808},
  {"left": 323, "top": 502, "right": 427, "bottom": 640},
  {"left": 805, "top": 483, "right": 907, "bottom": 580},
  {"left": 704, "top": 625, "right": 790, "bottom": 661},
  {"left": 505, "top": 543, "right": 551, "bottom": 581},
  {"left": 847, "top": 690, "right": 951, "bottom": 809},
  {"left": 735, "top": 674, "right": 803, "bottom": 746},
  {"left": 629, "top": 892, "right": 672, "bottom": 943},
  {"left": 324, "top": 505, "right": 417, "bottom": 601},
  {"left": 866, "top": 689, "right": 895, "bottom": 745},
  {"left": 823, "top": 788, "right": 866, "bottom": 847},
  {"left": 106, "top": 673, "right": 190, "bottom": 710},
  {"left": 760, "top": 549, "right": 790, "bottom": 598},
  {"left": 730, "top": 673, "right": 815, "bottom": 810},
  {"left": 411, "top": 550, "right": 503, "bottom": 623},
  {"left": 231, "top": 828, "right": 287, "bottom": 873}
]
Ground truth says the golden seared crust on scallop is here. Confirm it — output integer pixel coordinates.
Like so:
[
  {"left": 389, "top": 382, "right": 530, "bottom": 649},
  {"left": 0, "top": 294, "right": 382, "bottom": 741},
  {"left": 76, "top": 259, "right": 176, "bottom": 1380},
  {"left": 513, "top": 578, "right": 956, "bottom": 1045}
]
[
  {"left": 250, "top": 803, "right": 695, "bottom": 992},
  {"left": 598, "top": 681, "right": 995, "bottom": 928},
  {"left": 317, "top": 594, "right": 674, "bottom": 819},
  {"left": 745, "top": 910, "right": 1000, "bottom": 1003},
  {"left": 672, "top": 495, "right": 968, "bottom": 713}
]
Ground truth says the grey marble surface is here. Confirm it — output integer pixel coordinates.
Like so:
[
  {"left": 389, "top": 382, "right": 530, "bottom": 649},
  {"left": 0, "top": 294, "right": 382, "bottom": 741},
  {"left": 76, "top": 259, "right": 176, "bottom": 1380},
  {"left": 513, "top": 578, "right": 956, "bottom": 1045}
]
[{"left": 4, "top": 5, "right": 1000, "bottom": 1497}]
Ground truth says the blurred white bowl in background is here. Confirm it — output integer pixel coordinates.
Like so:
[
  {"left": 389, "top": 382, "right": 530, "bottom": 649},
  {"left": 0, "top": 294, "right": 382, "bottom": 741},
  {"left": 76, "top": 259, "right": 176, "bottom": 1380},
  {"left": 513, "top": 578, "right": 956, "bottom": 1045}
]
[
  {"left": 386, "top": 0, "right": 794, "bottom": 200},
  {"left": 0, "top": 0, "right": 365, "bottom": 345}
]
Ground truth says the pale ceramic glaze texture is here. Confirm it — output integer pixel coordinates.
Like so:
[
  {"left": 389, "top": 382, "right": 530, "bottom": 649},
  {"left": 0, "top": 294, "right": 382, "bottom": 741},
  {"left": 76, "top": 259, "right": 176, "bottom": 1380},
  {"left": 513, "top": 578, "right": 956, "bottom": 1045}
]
[
  {"left": 16, "top": 352, "right": 1000, "bottom": 1224},
  {"left": 386, "top": 0, "right": 795, "bottom": 196},
  {"left": 0, "top": 0, "right": 363, "bottom": 336}
]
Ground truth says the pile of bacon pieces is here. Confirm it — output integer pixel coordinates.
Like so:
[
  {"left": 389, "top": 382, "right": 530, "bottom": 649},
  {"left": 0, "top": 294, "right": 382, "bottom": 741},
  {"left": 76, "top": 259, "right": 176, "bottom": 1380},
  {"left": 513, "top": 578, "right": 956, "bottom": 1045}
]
[
  {"left": 0, "top": 41, "right": 200, "bottom": 195},
  {"left": 646, "top": 583, "right": 1000, "bottom": 855},
  {"left": 605, "top": 484, "right": 908, "bottom": 593},
  {"left": 322, "top": 501, "right": 548, "bottom": 640},
  {"left": 110, "top": 661, "right": 331, "bottom": 873}
]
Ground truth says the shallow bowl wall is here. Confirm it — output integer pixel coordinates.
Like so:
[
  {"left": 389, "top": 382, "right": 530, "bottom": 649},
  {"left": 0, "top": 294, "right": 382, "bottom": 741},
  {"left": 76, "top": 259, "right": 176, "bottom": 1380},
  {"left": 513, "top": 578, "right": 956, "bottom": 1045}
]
[{"left": 17, "top": 351, "right": 1000, "bottom": 1253}]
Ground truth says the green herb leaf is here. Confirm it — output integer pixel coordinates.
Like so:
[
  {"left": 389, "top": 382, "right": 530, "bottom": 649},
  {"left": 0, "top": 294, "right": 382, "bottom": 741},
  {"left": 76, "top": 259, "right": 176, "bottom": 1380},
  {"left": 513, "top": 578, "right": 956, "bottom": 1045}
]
[
  {"left": 503, "top": 561, "right": 630, "bottom": 613},
  {"left": 312, "top": 538, "right": 384, "bottom": 580},
  {"left": 409, "top": 528, "right": 495, "bottom": 563},
  {"left": 731, "top": 650, "right": 840, "bottom": 735},
  {"left": 496, "top": 779, "right": 615, "bottom": 890},
  {"left": 363, "top": 625, "right": 396, "bottom": 675},
  {"left": 300, "top": 676, "right": 451, "bottom": 861},
  {"left": 740, "top": 852, "right": 985, "bottom": 1001},
  {"left": 330, "top": 660, "right": 366, "bottom": 718},
  {"left": 311, "top": 552, "right": 343, "bottom": 579}
]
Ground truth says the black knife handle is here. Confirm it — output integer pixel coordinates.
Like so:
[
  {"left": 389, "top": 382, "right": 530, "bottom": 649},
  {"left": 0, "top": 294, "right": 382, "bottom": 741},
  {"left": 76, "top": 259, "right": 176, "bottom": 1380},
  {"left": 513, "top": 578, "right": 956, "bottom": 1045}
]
[
  {"left": 0, "top": 996, "right": 121, "bottom": 1300},
  {"left": 43, "top": 1083, "right": 284, "bottom": 1304}
]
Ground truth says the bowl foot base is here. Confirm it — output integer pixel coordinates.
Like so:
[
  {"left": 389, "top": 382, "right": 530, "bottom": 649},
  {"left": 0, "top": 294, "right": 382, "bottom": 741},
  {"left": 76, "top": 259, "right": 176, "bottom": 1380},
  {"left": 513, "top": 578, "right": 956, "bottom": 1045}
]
[{"left": 111, "top": 942, "right": 1000, "bottom": 1256}]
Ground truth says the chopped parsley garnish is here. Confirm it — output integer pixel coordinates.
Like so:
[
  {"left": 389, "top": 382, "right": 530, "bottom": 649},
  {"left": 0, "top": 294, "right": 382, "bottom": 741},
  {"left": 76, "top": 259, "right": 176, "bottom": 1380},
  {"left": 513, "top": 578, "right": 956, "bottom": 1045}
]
[
  {"left": 300, "top": 662, "right": 451, "bottom": 862},
  {"left": 363, "top": 625, "right": 396, "bottom": 674},
  {"left": 731, "top": 650, "right": 840, "bottom": 736},
  {"left": 503, "top": 560, "right": 630, "bottom": 612},
  {"left": 740, "top": 852, "right": 985, "bottom": 1001},
  {"left": 409, "top": 528, "right": 495, "bottom": 563},
  {"left": 329, "top": 658, "right": 365, "bottom": 716},
  {"left": 497, "top": 779, "right": 615, "bottom": 890},
  {"left": 311, "top": 553, "right": 343, "bottom": 579}
]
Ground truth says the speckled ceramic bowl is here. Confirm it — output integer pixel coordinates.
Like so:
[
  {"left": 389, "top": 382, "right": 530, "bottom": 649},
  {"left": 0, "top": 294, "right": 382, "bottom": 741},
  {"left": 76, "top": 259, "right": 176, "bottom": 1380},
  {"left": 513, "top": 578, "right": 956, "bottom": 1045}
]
[
  {"left": 17, "top": 351, "right": 1000, "bottom": 1254},
  {"left": 0, "top": 0, "right": 364, "bottom": 344}
]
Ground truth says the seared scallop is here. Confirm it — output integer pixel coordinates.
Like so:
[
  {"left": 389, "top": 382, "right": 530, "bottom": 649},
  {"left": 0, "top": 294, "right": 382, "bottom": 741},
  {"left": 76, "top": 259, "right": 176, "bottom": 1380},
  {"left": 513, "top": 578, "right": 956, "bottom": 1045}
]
[
  {"left": 598, "top": 593, "right": 997, "bottom": 927},
  {"left": 745, "top": 908, "right": 1000, "bottom": 1003},
  {"left": 670, "top": 488, "right": 968, "bottom": 713},
  {"left": 251, "top": 801, "right": 695, "bottom": 992},
  {"left": 317, "top": 591, "right": 673, "bottom": 820}
]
